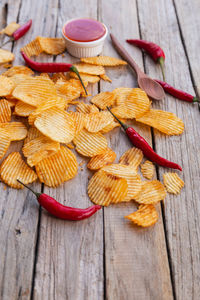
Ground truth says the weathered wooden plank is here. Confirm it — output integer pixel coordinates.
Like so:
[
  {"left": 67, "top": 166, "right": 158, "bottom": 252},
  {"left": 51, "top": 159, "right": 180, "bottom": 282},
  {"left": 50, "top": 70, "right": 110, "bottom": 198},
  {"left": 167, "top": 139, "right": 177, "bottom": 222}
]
[
  {"left": 137, "top": 0, "right": 200, "bottom": 299},
  {"left": 32, "top": 2, "right": 104, "bottom": 300},
  {"left": 100, "top": 0, "right": 173, "bottom": 299}
]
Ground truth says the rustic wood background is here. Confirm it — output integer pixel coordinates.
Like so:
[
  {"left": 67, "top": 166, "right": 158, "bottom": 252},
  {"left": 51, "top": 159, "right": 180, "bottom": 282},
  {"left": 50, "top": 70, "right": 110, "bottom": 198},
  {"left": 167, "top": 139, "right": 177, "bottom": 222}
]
[{"left": 0, "top": 0, "right": 200, "bottom": 299}]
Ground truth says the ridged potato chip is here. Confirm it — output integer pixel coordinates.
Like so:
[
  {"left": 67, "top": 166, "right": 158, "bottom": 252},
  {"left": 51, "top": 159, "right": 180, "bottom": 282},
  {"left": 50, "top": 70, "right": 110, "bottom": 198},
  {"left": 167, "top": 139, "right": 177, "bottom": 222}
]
[
  {"left": 88, "top": 169, "right": 128, "bottom": 206},
  {"left": 102, "top": 164, "right": 142, "bottom": 201},
  {"left": 76, "top": 103, "right": 99, "bottom": 114},
  {"left": 0, "top": 49, "right": 15, "bottom": 63},
  {"left": 73, "top": 129, "right": 107, "bottom": 157},
  {"left": 0, "top": 99, "right": 11, "bottom": 122},
  {"left": 0, "top": 122, "right": 27, "bottom": 141},
  {"left": 74, "top": 63, "right": 105, "bottom": 75},
  {"left": 52, "top": 72, "right": 68, "bottom": 83},
  {"left": 0, "top": 76, "right": 15, "bottom": 96},
  {"left": 119, "top": 147, "right": 143, "bottom": 170},
  {"left": 24, "top": 127, "right": 42, "bottom": 144},
  {"left": 163, "top": 172, "right": 184, "bottom": 194},
  {"left": 100, "top": 120, "right": 120, "bottom": 133},
  {"left": 141, "top": 160, "right": 155, "bottom": 179},
  {"left": 69, "top": 112, "right": 85, "bottom": 136},
  {"left": 0, "top": 152, "right": 37, "bottom": 189},
  {"left": 21, "top": 37, "right": 42, "bottom": 57},
  {"left": 125, "top": 204, "right": 158, "bottom": 227},
  {"left": 81, "top": 56, "right": 127, "bottom": 66},
  {"left": 91, "top": 91, "right": 115, "bottom": 109},
  {"left": 84, "top": 111, "right": 114, "bottom": 133},
  {"left": 99, "top": 74, "right": 112, "bottom": 82},
  {"left": 136, "top": 109, "right": 184, "bottom": 135},
  {"left": 112, "top": 87, "right": 132, "bottom": 103},
  {"left": 15, "top": 101, "right": 35, "bottom": 117},
  {"left": 55, "top": 79, "right": 81, "bottom": 103},
  {"left": 3, "top": 65, "right": 34, "bottom": 77},
  {"left": 67, "top": 78, "right": 88, "bottom": 97},
  {"left": 69, "top": 72, "right": 100, "bottom": 83},
  {"left": 34, "top": 107, "right": 75, "bottom": 143},
  {"left": 9, "top": 74, "right": 32, "bottom": 86},
  {"left": 87, "top": 148, "right": 116, "bottom": 170},
  {"left": 0, "top": 22, "right": 20, "bottom": 36},
  {"left": 134, "top": 180, "right": 166, "bottom": 204},
  {"left": 5, "top": 97, "right": 17, "bottom": 108},
  {"left": 35, "top": 146, "right": 78, "bottom": 187},
  {"left": 0, "top": 129, "right": 10, "bottom": 159},
  {"left": 38, "top": 37, "right": 66, "bottom": 55}
]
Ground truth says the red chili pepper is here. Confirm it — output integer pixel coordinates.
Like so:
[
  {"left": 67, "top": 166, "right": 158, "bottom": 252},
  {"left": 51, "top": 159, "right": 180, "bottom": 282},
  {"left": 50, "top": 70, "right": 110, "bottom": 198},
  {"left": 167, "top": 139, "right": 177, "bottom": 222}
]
[
  {"left": 1, "top": 20, "right": 32, "bottom": 47},
  {"left": 21, "top": 51, "right": 88, "bottom": 95},
  {"left": 107, "top": 107, "right": 182, "bottom": 171},
  {"left": 126, "top": 39, "right": 166, "bottom": 81},
  {"left": 17, "top": 180, "right": 101, "bottom": 220},
  {"left": 155, "top": 79, "right": 199, "bottom": 103}
]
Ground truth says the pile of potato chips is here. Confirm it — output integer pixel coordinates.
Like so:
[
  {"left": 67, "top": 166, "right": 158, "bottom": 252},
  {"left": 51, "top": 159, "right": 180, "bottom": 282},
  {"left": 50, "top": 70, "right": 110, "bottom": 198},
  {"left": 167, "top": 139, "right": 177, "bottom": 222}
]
[{"left": 0, "top": 34, "right": 185, "bottom": 227}]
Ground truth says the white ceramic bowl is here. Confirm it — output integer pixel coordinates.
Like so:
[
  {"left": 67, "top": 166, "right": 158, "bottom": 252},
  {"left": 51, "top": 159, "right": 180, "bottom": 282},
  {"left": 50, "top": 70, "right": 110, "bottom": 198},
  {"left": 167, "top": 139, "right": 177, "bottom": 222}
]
[{"left": 62, "top": 19, "right": 108, "bottom": 58}]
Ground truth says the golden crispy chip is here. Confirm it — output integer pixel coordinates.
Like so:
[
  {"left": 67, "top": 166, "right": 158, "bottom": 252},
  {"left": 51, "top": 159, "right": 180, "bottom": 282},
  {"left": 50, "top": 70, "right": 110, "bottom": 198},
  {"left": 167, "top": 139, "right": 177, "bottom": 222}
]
[
  {"left": 24, "top": 127, "right": 42, "bottom": 144},
  {"left": 125, "top": 204, "right": 158, "bottom": 227},
  {"left": 112, "top": 87, "right": 132, "bottom": 103},
  {"left": 9, "top": 74, "right": 32, "bottom": 86},
  {"left": 38, "top": 37, "right": 66, "bottom": 55},
  {"left": 136, "top": 109, "right": 184, "bottom": 135},
  {"left": 84, "top": 111, "right": 114, "bottom": 133},
  {"left": 0, "top": 76, "right": 15, "bottom": 97},
  {"left": 99, "top": 74, "right": 112, "bottom": 82},
  {"left": 119, "top": 147, "right": 143, "bottom": 170},
  {"left": 0, "top": 122, "right": 27, "bottom": 141},
  {"left": 51, "top": 72, "right": 68, "bottom": 83},
  {"left": 34, "top": 107, "right": 75, "bottom": 143},
  {"left": 5, "top": 97, "right": 17, "bottom": 108},
  {"left": 67, "top": 78, "right": 89, "bottom": 97},
  {"left": 0, "top": 22, "right": 20, "bottom": 36},
  {"left": 134, "top": 180, "right": 166, "bottom": 205},
  {"left": 163, "top": 172, "right": 184, "bottom": 194},
  {"left": 141, "top": 160, "right": 155, "bottom": 180},
  {"left": 2, "top": 65, "right": 34, "bottom": 77},
  {"left": 73, "top": 128, "right": 107, "bottom": 157},
  {"left": 74, "top": 63, "right": 105, "bottom": 75},
  {"left": 22, "top": 135, "right": 60, "bottom": 167},
  {"left": 12, "top": 76, "right": 58, "bottom": 107},
  {"left": 76, "top": 103, "right": 99, "bottom": 114},
  {"left": 35, "top": 146, "right": 78, "bottom": 187},
  {"left": 0, "top": 99, "right": 11, "bottom": 122},
  {"left": 100, "top": 120, "right": 120, "bottom": 133},
  {"left": 15, "top": 101, "right": 35, "bottom": 117},
  {"left": 102, "top": 164, "right": 142, "bottom": 201},
  {"left": 69, "top": 112, "right": 85, "bottom": 137},
  {"left": 21, "top": 37, "right": 42, "bottom": 57},
  {"left": 90, "top": 91, "right": 115, "bottom": 110},
  {"left": 0, "top": 152, "right": 37, "bottom": 189},
  {"left": 81, "top": 56, "right": 127, "bottom": 66},
  {"left": 0, "top": 49, "right": 15, "bottom": 63},
  {"left": 55, "top": 79, "right": 81, "bottom": 103},
  {"left": 39, "top": 73, "right": 51, "bottom": 79},
  {"left": 0, "top": 129, "right": 11, "bottom": 159},
  {"left": 69, "top": 71, "right": 100, "bottom": 83},
  {"left": 87, "top": 148, "right": 116, "bottom": 170},
  {"left": 88, "top": 169, "right": 128, "bottom": 206}
]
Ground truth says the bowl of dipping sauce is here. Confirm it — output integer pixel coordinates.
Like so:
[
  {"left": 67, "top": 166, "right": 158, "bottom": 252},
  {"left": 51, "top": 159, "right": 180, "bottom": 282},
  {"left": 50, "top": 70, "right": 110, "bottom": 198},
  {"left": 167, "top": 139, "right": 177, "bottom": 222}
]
[{"left": 62, "top": 18, "right": 108, "bottom": 58}]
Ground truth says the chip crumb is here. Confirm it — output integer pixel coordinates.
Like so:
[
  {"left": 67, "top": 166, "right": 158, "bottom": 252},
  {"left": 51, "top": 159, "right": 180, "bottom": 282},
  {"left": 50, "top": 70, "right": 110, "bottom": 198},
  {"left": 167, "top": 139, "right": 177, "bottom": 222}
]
[
  {"left": 163, "top": 172, "right": 184, "bottom": 194},
  {"left": 79, "top": 160, "right": 85, "bottom": 167},
  {"left": 66, "top": 143, "right": 74, "bottom": 149}
]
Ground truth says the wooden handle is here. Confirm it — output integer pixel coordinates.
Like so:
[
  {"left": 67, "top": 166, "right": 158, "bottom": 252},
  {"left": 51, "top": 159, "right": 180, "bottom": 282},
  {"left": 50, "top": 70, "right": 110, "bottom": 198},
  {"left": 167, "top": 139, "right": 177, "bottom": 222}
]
[{"left": 110, "top": 33, "right": 144, "bottom": 77}]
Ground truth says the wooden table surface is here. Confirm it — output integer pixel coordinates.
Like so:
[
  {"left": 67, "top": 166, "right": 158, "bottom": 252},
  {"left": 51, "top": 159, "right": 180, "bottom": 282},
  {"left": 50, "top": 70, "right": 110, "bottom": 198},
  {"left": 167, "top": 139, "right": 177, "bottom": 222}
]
[{"left": 0, "top": 0, "right": 200, "bottom": 299}]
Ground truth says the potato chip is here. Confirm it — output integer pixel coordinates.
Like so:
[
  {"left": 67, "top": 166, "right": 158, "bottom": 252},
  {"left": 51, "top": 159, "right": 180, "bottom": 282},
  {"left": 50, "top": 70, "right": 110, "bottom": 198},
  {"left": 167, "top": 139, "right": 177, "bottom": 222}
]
[
  {"left": 125, "top": 204, "right": 158, "bottom": 227},
  {"left": 22, "top": 135, "right": 60, "bottom": 166},
  {"left": 2, "top": 65, "right": 34, "bottom": 77},
  {"left": 9, "top": 74, "right": 32, "bottom": 86},
  {"left": 76, "top": 103, "right": 99, "bottom": 114},
  {"left": 51, "top": 72, "right": 68, "bottom": 83},
  {"left": 102, "top": 164, "right": 142, "bottom": 201},
  {"left": 5, "top": 97, "right": 17, "bottom": 108},
  {"left": 38, "top": 37, "right": 66, "bottom": 55},
  {"left": 81, "top": 56, "right": 127, "bottom": 66},
  {"left": 15, "top": 101, "right": 35, "bottom": 117},
  {"left": 87, "top": 148, "right": 116, "bottom": 170},
  {"left": 0, "top": 122, "right": 27, "bottom": 141},
  {"left": 21, "top": 37, "right": 42, "bottom": 57},
  {"left": 69, "top": 71, "right": 100, "bottom": 83},
  {"left": 84, "top": 111, "right": 114, "bottom": 133},
  {"left": 119, "top": 147, "right": 143, "bottom": 170},
  {"left": 24, "top": 127, "right": 42, "bottom": 144},
  {"left": 73, "top": 129, "right": 107, "bottom": 157},
  {"left": 163, "top": 172, "right": 184, "bottom": 194},
  {"left": 39, "top": 73, "right": 51, "bottom": 79},
  {"left": 136, "top": 109, "right": 184, "bottom": 135},
  {"left": 141, "top": 160, "right": 155, "bottom": 180},
  {"left": 0, "top": 22, "right": 20, "bottom": 36},
  {"left": 35, "top": 146, "right": 78, "bottom": 187},
  {"left": 99, "top": 74, "right": 112, "bottom": 82},
  {"left": 0, "top": 129, "right": 10, "bottom": 159},
  {"left": 67, "top": 78, "right": 88, "bottom": 97},
  {"left": 0, "top": 152, "right": 37, "bottom": 189},
  {"left": 69, "top": 112, "right": 85, "bottom": 136},
  {"left": 55, "top": 79, "right": 81, "bottom": 103},
  {"left": 34, "top": 107, "right": 75, "bottom": 143},
  {"left": 112, "top": 87, "right": 132, "bottom": 103},
  {"left": 0, "top": 76, "right": 15, "bottom": 97},
  {"left": 74, "top": 63, "right": 105, "bottom": 75},
  {"left": 90, "top": 92, "right": 115, "bottom": 110},
  {"left": 134, "top": 180, "right": 166, "bottom": 204},
  {"left": 100, "top": 120, "right": 120, "bottom": 133},
  {"left": 88, "top": 169, "right": 128, "bottom": 206},
  {"left": 0, "top": 99, "right": 11, "bottom": 122},
  {"left": 12, "top": 76, "right": 58, "bottom": 107},
  {"left": 0, "top": 49, "right": 15, "bottom": 63}
]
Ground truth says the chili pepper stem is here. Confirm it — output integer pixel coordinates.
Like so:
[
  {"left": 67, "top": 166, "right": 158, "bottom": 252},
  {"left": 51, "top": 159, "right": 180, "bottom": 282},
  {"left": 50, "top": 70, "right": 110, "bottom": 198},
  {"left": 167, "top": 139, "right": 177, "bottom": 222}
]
[
  {"left": 193, "top": 97, "right": 199, "bottom": 103},
  {"left": 107, "top": 106, "right": 128, "bottom": 130},
  {"left": 17, "top": 179, "right": 41, "bottom": 197},
  {"left": 70, "top": 66, "right": 88, "bottom": 95},
  {"left": 0, "top": 38, "right": 13, "bottom": 48},
  {"left": 158, "top": 57, "right": 165, "bottom": 81}
]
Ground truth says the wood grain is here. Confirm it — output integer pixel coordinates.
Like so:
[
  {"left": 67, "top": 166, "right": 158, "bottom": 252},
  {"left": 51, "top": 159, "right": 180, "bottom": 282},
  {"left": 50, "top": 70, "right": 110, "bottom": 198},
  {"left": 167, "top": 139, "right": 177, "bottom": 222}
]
[{"left": 137, "top": 0, "right": 200, "bottom": 299}]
